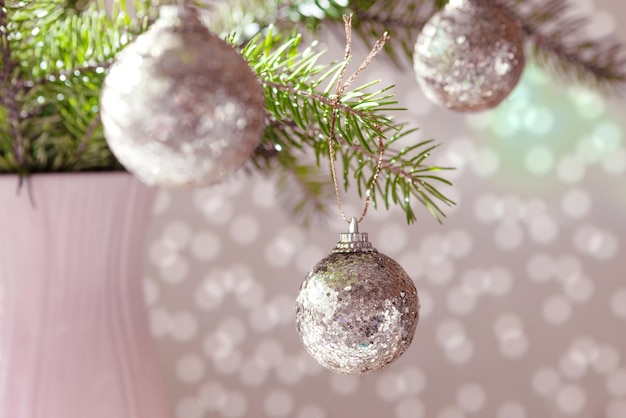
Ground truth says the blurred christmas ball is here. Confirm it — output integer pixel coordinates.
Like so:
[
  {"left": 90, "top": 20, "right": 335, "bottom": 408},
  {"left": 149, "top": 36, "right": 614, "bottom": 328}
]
[
  {"left": 413, "top": 0, "right": 525, "bottom": 112},
  {"left": 295, "top": 220, "right": 419, "bottom": 375},
  {"left": 100, "top": 6, "right": 265, "bottom": 188}
]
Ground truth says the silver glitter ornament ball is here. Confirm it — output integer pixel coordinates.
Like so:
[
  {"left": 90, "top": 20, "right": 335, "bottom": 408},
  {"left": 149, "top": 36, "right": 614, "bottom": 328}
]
[
  {"left": 100, "top": 6, "right": 265, "bottom": 188},
  {"left": 295, "top": 219, "right": 419, "bottom": 375},
  {"left": 413, "top": 0, "right": 525, "bottom": 112}
]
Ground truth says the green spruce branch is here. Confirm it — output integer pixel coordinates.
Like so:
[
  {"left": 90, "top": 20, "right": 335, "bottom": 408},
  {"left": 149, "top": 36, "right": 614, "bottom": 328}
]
[
  {"left": 344, "top": 0, "right": 434, "bottom": 64},
  {"left": 499, "top": 0, "right": 626, "bottom": 92},
  {"left": 334, "top": 0, "right": 626, "bottom": 90},
  {"left": 244, "top": 30, "right": 454, "bottom": 223},
  {"left": 0, "top": 0, "right": 156, "bottom": 172},
  {"left": 204, "top": 0, "right": 346, "bottom": 42},
  {"left": 210, "top": 0, "right": 626, "bottom": 90},
  {"left": 1, "top": 0, "right": 624, "bottom": 223},
  {"left": 0, "top": 0, "right": 27, "bottom": 172}
]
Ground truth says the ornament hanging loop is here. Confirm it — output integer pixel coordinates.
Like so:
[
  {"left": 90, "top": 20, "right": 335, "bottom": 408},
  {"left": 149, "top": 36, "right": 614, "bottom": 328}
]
[
  {"left": 349, "top": 216, "right": 358, "bottom": 233},
  {"left": 328, "top": 15, "right": 388, "bottom": 225}
]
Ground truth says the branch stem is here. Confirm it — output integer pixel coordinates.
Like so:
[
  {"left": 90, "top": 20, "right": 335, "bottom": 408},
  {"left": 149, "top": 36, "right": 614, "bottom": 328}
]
[
  {"left": 270, "top": 116, "right": 442, "bottom": 188},
  {"left": 497, "top": 0, "right": 625, "bottom": 88},
  {"left": 74, "top": 112, "right": 101, "bottom": 161},
  {"left": 263, "top": 80, "right": 378, "bottom": 123}
]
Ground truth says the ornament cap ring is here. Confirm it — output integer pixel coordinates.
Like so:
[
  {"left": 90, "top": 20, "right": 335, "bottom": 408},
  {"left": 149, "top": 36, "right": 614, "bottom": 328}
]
[{"left": 334, "top": 217, "right": 376, "bottom": 253}]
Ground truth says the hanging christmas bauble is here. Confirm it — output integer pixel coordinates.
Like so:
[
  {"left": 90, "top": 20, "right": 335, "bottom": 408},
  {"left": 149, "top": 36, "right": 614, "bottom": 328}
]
[
  {"left": 412, "top": 0, "right": 525, "bottom": 112},
  {"left": 295, "top": 218, "right": 419, "bottom": 375},
  {"left": 100, "top": 6, "right": 265, "bottom": 188}
]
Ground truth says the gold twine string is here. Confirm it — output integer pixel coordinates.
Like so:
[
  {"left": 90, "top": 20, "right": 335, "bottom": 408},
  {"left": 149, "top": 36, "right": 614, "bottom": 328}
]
[{"left": 328, "top": 15, "right": 389, "bottom": 224}]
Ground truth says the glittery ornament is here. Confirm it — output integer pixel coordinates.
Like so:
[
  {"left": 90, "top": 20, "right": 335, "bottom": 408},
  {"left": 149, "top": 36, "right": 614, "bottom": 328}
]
[
  {"left": 413, "top": 0, "right": 525, "bottom": 112},
  {"left": 100, "top": 6, "right": 265, "bottom": 188},
  {"left": 295, "top": 218, "right": 419, "bottom": 375}
]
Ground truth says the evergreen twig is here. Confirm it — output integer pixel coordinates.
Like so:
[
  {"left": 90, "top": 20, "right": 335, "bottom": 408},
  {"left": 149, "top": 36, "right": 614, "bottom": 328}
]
[
  {"left": 499, "top": 0, "right": 626, "bottom": 91},
  {"left": 0, "top": 0, "right": 26, "bottom": 170},
  {"left": 245, "top": 30, "right": 454, "bottom": 222},
  {"left": 348, "top": 0, "right": 433, "bottom": 64},
  {"left": 74, "top": 113, "right": 101, "bottom": 161},
  {"left": 335, "top": 0, "right": 626, "bottom": 88},
  {"left": 1, "top": 0, "right": 624, "bottom": 223},
  {"left": 40, "top": 62, "right": 112, "bottom": 86}
]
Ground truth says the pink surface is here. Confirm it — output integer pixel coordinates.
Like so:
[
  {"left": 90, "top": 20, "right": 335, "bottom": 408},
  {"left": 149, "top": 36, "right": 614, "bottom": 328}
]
[{"left": 0, "top": 173, "right": 170, "bottom": 418}]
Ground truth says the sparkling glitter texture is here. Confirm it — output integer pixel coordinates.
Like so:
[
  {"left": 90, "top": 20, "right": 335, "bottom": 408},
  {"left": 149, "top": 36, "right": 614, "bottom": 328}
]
[
  {"left": 295, "top": 220, "right": 419, "bottom": 375},
  {"left": 100, "top": 6, "right": 265, "bottom": 188},
  {"left": 412, "top": 0, "right": 525, "bottom": 112}
]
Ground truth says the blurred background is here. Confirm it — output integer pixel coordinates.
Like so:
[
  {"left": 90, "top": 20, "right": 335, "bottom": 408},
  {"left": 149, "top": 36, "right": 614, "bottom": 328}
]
[{"left": 143, "top": 0, "right": 626, "bottom": 417}]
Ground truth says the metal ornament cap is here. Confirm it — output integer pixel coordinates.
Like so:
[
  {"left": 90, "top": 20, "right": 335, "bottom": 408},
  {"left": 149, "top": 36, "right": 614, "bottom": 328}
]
[
  {"left": 333, "top": 217, "right": 375, "bottom": 253},
  {"left": 295, "top": 218, "right": 420, "bottom": 375}
]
